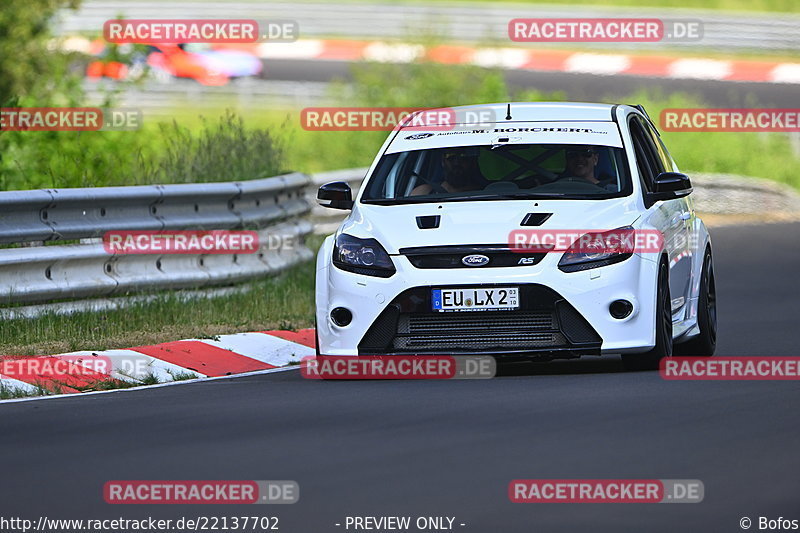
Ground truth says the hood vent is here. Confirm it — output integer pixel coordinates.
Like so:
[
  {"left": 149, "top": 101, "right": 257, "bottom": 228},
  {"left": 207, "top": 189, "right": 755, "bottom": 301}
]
[
  {"left": 416, "top": 215, "right": 441, "bottom": 229},
  {"left": 521, "top": 213, "right": 552, "bottom": 226}
]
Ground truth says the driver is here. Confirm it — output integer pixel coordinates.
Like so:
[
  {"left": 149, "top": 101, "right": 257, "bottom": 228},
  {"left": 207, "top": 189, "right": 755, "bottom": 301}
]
[
  {"left": 411, "top": 147, "right": 486, "bottom": 195},
  {"left": 560, "top": 145, "right": 616, "bottom": 190}
]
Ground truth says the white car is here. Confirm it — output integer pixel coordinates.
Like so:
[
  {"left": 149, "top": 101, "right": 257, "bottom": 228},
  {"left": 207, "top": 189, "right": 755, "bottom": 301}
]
[{"left": 315, "top": 103, "right": 717, "bottom": 370}]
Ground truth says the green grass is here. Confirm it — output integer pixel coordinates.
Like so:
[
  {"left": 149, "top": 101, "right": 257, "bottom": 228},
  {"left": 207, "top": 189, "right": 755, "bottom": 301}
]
[
  {"left": 159, "top": 107, "right": 378, "bottom": 174},
  {"left": 167, "top": 370, "right": 201, "bottom": 381},
  {"left": 0, "top": 382, "right": 47, "bottom": 400}
]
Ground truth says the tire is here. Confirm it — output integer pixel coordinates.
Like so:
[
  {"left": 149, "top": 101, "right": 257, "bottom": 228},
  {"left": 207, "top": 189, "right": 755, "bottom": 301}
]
[
  {"left": 674, "top": 249, "right": 717, "bottom": 357},
  {"left": 622, "top": 259, "right": 673, "bottom": 371}
]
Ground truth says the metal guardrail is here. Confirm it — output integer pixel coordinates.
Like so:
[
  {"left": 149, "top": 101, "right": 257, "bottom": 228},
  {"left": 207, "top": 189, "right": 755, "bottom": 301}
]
[
  {"left": 58, "top": 1, "right": 800, "bottom": 52},
  {"left": 0, "top": 173, "right": 314, "bottom": 307},
  {"left": 0, "top": 172, "right": 310, "bottom": 244}
]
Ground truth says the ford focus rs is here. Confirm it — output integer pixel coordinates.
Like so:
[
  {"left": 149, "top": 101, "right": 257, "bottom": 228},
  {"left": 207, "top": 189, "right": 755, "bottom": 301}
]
[{"left": 315, "top": 103, "right": 717, "bottom": 370}]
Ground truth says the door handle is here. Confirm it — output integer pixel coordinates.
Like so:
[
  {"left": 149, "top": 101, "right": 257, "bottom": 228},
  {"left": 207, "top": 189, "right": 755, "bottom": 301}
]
[{"left": 679, "top": 211, "right": 692, "bottom": 221}]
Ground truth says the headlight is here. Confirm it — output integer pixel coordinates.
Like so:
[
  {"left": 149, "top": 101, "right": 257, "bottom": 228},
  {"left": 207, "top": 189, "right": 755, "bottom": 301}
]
[
  {"left": 558, "top": 226, "right": 635, "bottom": 272},
  {"left": 333, "top": 234, "right": 396, "bottom": 278}
]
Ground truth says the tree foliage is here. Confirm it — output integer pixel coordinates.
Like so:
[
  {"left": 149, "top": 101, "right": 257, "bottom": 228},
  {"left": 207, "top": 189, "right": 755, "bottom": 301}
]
[{"left": 0, "top": 0, "right": 82, "bottom": 106}]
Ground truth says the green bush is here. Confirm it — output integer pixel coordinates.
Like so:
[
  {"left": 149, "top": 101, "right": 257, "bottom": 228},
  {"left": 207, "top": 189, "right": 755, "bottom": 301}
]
[
  {"left": 141, "top": 111, "right": 288, "bottom": 184},
  {"left": 0, "top": 0, "right": 82, "bottom": 106},
  {"left": 0, "top": 111, "right": 288, "bottom": 189}
]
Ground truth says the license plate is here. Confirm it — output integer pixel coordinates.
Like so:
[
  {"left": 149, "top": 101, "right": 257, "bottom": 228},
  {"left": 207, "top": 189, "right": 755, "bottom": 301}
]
[{"left": 432, "top": 287, "right": 519, "bottom": 312}]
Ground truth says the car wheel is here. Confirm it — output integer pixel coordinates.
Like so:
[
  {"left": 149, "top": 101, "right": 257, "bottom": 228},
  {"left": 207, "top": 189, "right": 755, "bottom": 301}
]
[
  {"left": 622, "top": 259, "right": 673, "bottom": 371},
  {"left": 674, "top": 249, "right": 717, "bottom": 357}
]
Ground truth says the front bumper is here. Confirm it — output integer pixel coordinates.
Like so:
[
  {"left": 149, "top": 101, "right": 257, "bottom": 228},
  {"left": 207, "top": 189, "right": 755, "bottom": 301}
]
[
  {"left": 316, "top": 241, "right": 660, "bottom": 357},
  {"left": 357, "top": 284, "right": 601, "bottom": 356}
]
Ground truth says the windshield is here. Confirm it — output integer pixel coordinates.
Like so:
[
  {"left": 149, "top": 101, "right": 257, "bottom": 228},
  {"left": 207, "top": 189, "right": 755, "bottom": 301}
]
[{"left": 361, "top": 143, "right": 631, "bottom": 204}]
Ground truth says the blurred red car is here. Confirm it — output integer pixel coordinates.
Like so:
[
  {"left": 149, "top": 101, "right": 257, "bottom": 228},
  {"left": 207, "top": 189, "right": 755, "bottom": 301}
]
[
  {"left": 145, "top": 44, "right": 229, "bottom": 86},
  {"left": 87, "top": 42, "right": 262, "bottom": 86}
]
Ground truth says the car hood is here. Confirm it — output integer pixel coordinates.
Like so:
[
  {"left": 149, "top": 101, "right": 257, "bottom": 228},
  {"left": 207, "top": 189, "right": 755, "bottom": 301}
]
[{"left": 340, "top": 198, "right": 642, "bottom": 254}]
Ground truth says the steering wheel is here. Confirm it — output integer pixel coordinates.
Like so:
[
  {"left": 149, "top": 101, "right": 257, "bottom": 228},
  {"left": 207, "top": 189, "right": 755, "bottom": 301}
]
[
  {"left": 512, "top": 174, "right": 547, "bottom": 189},
  {"left": 558, "top": 176, "right": 610, "bottom": 191},
  {"left": 483, "top": 181, "right": 520, "bottom": 192},
  {"left": 409, "top": 170, "right": 438, "bottom": 192}
]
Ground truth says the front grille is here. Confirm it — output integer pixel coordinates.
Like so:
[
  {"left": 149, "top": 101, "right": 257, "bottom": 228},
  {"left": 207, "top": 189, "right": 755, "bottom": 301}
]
[
  {"left": 399, "top": 312, "right": 555, "bottom": 334},
  {"left": 358, "top": 284, "right": 601, "bottom": 354},
  {"left": 400, "top": 244, "right": 545, "bottom": 269},
  {"left": 394, "top": 332, "right": 567, "bottom": 350}
]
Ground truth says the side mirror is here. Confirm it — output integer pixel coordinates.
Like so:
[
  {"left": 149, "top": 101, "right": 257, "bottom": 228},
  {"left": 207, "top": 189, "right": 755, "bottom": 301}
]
[
  {"left": 646, "top": 172, "right": 692, "bottom": 206},
  {"left": 317, "top": 181, "right": 354, "bottom": 210}
]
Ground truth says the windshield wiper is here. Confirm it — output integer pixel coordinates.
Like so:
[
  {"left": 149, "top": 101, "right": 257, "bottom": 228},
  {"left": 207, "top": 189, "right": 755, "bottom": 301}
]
[
  {"left": 362, "top": 198, "right": 439, "bottom": 205},
  {"left": 362, "top": 192, "right": 609, "bottom": 205},
  {"left": 443, "top": 192, "right": 569, "bottom": 201}
]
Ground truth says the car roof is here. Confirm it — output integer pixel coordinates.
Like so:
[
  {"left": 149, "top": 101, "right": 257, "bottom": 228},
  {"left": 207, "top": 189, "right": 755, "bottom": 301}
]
[
  {"left": 397, "top": 102, "right": 621, "bottom": 128},
  {"left": 385, "top": 103, "right": 628, "bottom": 154}
]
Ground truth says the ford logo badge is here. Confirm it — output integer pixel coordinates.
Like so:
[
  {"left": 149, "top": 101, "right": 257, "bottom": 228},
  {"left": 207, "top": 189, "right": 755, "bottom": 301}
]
[{"left": 462, "top": 254, "right": 490, "bottom": 267}]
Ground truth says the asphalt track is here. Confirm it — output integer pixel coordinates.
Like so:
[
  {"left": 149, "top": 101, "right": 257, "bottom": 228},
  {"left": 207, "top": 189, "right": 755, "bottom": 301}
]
[
  {"left": 262, "top": 58, "right": 800, "bottom": 108},
  {"left": 1, "top": 222, "right": 799, "bottom": 532}
]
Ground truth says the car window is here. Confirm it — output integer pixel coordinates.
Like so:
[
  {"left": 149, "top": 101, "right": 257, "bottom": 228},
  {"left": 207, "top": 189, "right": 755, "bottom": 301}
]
[
  {"left": 634, "top": 116, "right": 666, "bottom": 175},
  {"left": 361, "top": 143, "right": 632, "bottom": 204},
  {"left": 628, "top": 117, "right": 662, "bottom": 193},
  {"left": 641, "top": 117, "right": 676, "bottom": 172}
]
